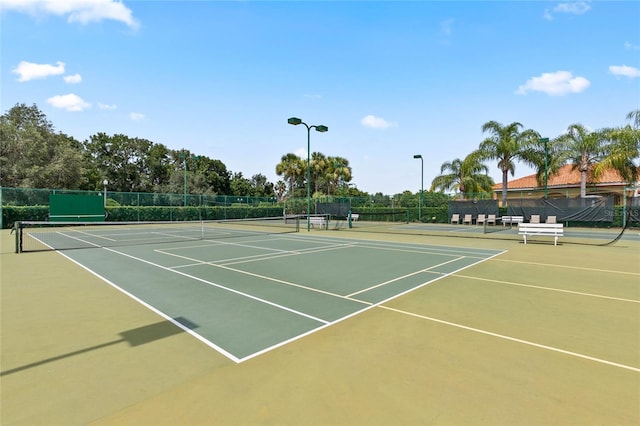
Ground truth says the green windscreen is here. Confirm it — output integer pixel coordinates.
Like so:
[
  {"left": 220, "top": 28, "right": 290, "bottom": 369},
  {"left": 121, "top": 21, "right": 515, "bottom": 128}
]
[{"left": 49, "top": 194, "right": 105, "bottom": 222}]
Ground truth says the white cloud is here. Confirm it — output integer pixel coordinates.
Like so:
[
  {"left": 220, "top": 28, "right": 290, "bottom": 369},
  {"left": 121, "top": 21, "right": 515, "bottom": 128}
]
[
  {"left": 624, "top": 41, "right": 640, "bottom": 51},
  {"left": 516, "top": 71, "right": 590, "bottom": 96},
  {"left": 47, "top": 93, "right": 90, "bottom": 111},
  {"left": 98, "top": 102, "right": 117, "bottom": 110},
  {"left": 609, "top": 65, "right": 640, "bottom": 79},
  {"left": 361, "top": 115, "right": 397, "bottom": 129},
  {"left": 544, "top": 1, "right": 591, "bottom": 20},
  {"left": 554, "top": 1, "right": 591, "bottom": 14},
  {"left": 129, "top": 112, "right": 145, "bottom": 120},
  {"left": 1, "top": 0, "right": 139, "bottom": 29},
  {"left": 12, "top": 61, "right": 65, "bottom": 82},
  {"left": 64, "top": 73, "right": 82, "bottom": 84}
]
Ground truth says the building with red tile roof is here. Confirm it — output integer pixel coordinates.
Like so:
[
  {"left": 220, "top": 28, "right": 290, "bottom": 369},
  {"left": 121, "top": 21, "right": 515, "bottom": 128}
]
[{"left": 492, "top": 164, "right": 639, "bottom": 204}]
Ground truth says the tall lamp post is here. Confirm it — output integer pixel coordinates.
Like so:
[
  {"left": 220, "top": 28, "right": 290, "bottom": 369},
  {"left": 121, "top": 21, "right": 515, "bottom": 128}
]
[
  {"left": 288, "top": 117, "right": 328, "bottom": 231},
  {"left": 179, "top": 153, "right": 201, "bottom": 207},
  {"left": 102, "top": 179, "right": 108, "bottom": 207},
  {"left": 539, "top": 137, "right": 549, "bottom": 199},
  {"left": 413, "top": 154, "right": 423, "bottom": 222}
]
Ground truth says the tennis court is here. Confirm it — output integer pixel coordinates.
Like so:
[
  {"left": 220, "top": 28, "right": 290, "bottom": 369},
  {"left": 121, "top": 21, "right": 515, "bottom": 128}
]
[{"left": 1, "top": 222, "right": 639, "bottom": 425}]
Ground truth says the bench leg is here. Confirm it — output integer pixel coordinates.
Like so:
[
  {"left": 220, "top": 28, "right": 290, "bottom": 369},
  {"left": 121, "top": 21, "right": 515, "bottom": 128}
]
[{"left": 523, "top": 235, "right": 527, "bottom": 244}]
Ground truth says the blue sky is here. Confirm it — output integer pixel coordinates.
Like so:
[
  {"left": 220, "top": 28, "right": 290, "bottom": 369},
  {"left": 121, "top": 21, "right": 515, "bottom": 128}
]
[{"left": 1, "top": 0, "right": 639, "bottom": 195}]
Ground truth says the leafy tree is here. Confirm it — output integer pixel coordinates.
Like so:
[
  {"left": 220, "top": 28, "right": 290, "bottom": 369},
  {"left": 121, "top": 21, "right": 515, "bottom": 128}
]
[
  {"left": 84, "top": 133, "right": 155, "bottom": 192},
  {"left": 430, "top": 153, "right": 494, "bottom": 200},
  {"left": 145, "top": 143, "right": 172, "bottom": 190},
  {"left": 250, "top": 173, "right": 274, "bottom": 197},
  {"left": 196, "top": 157, "right": 231, "bottom": 195},
  {"left": 0, "top": 103, "right": 84, "bottom": 189},
  {"left": 395, "top": 190, "right": 417, "bottom": 208},
  {"left": 230, "top": 172, "right": 253, "bottom": 196},
  {"left": 477, "top": 121, "right": 540, "bottom": 205}
]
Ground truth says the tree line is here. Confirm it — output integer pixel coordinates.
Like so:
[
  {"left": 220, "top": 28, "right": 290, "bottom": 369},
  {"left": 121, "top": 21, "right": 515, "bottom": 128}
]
[
  {"left": 431, "top": 111, "right": 640, "bottom": 204},
  {"left": 1, "top": 103, "right": 638, "bottom": 204},
  {"left": 0, "top": 103, "right": 366, "bottom": 200}
]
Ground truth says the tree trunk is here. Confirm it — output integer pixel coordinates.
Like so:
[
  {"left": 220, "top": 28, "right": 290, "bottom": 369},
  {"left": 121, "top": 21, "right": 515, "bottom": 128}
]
[{"left": 502, "top": 171, "right": 509, "bottom": 207}]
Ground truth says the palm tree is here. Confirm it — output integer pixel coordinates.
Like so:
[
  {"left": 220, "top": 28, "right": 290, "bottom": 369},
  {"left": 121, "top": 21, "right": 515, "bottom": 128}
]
[
  {"left": 325, "top": 156, "right": 352, "bottom": 195},
  {"left": 274, "top": 180, "right": 287, "bottom": 202},
  {"left": 430, "top": 153, "right": 494, "bottom": 200},
  {"left": 275, "top": 153, "right": 303, "bottom": 198},
  {"left": 530, "top": 136, "right": 567, "bottom": 189},
  {"left": 477, "top": 121, "right": 540, "bottom": 206},
  {"left": 556, "top": 124, "right": 607, "bottom": 198},
  {"left": 310, "top": 152, "right": 327, "bottom": 194},
  {"left": 595, "top": 110, "right": 640, "bottom": 184}
]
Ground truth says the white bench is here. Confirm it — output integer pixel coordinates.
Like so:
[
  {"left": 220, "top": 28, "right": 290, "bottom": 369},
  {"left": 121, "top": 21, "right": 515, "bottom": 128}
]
[
  {"left": 308, "top": 216, "right": 327, "bottom": 228},
  {"left": 350, "top": 214, "right": 359, "bottom": 222},
  {"left": 518, "top": 223, "right": 564, "bottom": 246},
  {"left": 501, "top": 215, "right": 524, "bottom": 226}
]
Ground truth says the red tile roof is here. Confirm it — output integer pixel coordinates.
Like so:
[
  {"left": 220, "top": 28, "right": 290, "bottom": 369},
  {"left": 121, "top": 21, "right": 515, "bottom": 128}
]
[{"left": 493, "top": 164, "right": 637, "bottom": 191}]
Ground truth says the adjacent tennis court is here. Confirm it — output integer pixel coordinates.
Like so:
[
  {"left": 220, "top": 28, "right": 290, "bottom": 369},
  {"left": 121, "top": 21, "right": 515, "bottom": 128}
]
[{"left": 1, "top": 222, "right": 638, "bottom": 425}]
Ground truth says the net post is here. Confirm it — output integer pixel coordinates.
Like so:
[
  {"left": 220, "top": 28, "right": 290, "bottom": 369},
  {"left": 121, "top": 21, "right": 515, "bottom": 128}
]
[
  {"left": 14, "top": 221, "right": 21, "bottom": 254},
  {"left": 348, "top": 210, "right": 352, "bottom": 228}
]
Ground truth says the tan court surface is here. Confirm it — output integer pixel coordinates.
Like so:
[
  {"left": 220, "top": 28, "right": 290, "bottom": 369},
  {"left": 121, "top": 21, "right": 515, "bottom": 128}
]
[{"left": 1, "top": 228, "right": 639, "bottom": 425}]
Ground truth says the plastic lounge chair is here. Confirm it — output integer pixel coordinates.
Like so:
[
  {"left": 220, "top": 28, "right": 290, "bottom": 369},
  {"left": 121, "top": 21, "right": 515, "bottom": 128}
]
[
  {"left": 451, "top": 214, "right": 460, "bottom": 224},
  {"left": 477, "top": 214, "right": 486, "bottom": 225},
  {"left": 487, "top": 214, "right": 496, "bottom": 225},
  {"left": 463, "top": 214, "right": 472, "bottom": 225},
  {"left": 530, "top": 215, "right": 540, "bottom": 224},
  {"left": 546, "top": 215, "right": 557, "bottom": 224}
]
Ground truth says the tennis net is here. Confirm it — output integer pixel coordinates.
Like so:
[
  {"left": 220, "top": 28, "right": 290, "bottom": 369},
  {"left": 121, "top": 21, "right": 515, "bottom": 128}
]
[{"left": 15, "top": 216, "right": 300, "bottom": 253}]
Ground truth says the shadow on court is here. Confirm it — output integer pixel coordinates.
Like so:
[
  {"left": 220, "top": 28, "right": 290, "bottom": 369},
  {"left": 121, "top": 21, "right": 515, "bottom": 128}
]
[{"left": 0, "top": 317, "right": 198, "bottom": 377}]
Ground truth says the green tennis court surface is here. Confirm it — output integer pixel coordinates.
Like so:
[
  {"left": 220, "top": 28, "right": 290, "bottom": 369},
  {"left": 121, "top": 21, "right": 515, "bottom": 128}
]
[{"left": 62, "top": 233, "right": 503, "bottom": 361}]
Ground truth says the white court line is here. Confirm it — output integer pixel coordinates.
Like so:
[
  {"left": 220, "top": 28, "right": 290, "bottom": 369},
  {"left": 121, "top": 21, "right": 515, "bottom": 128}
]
[
  {"left": 492, "top": 258, "right": 640, "bottom": 276},
  {"left": 157, "top": 242, "right": 355, "bottom": 268},
  {"left": 203, "top": 260, "right": 372, "bottom": 303},
  {"left": 347, "top": 257, "right": 464, "bottom": 297},
  {"left": 52, "top": 250, "right": 241, "bottom": 363},
  {"left": 379, "top": 305, "right": 640, "bottom": 373},
  {"left": 454, "top": 274, "right": 640, "bottom": 303},
  {"left": 67, "top": 228, "right": 117, "bottom": 242},
  {"left": 101, "top": 247, "right": 330, "bottom": 326},
  {"left": 55, "top": 231, "right": 103, "bottom": 247},
  {"left": 341, "top": 243, "right": 491, "bottom": 259},
  {"left": 286, "top": 234, "right": 501, "bottom": 257},
  {"left": 219, "top": 242, "right": 356, "bottom": 266}
]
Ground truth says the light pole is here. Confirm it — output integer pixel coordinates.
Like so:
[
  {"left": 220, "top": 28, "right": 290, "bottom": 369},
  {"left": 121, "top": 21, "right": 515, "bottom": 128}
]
[
  {"left": 179, "top": 153, "right": 201, "bottom": 207},
  {"left": 288, "top": 117, "right": 328, "bottom": 231},
  {"left": 102, "top": 179, "right": 108, "bottom": 207},
  {"left": 413, "top": 154, "right": 423, "bottom": 222},
  {"left": 540, "top": 137, "right": 549, "bottom": 199}
]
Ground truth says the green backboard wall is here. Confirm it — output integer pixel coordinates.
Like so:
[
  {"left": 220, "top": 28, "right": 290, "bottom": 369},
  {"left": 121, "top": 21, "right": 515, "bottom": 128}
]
[{"left": 49, "top": 194, "right": 105, "bottom": 222}]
